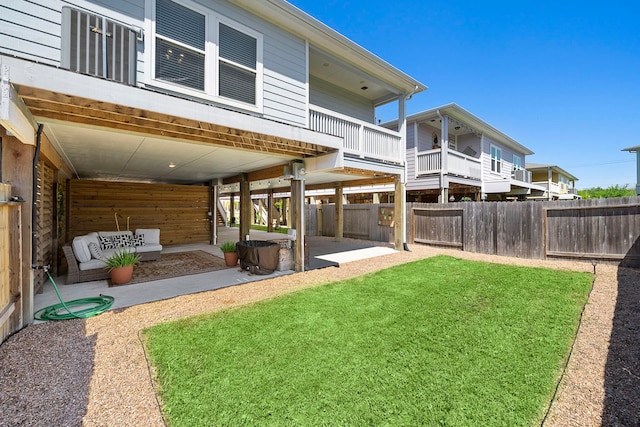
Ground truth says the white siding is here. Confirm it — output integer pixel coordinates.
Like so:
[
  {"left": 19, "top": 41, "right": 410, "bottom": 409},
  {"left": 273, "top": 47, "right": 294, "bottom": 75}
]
[
  {"left": 0, "top": 0, "right": 308, "bottom": 126},
  {"left": 309, "top": 75, "right": 374, "bottom": 123},
  {"left": 481, "top": 135, "right": 524, "bottom": 181}
]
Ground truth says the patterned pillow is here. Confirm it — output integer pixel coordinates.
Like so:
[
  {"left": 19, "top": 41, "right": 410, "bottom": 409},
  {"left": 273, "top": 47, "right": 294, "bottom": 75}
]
[
  {"left": 132, "top": 234, "right": 145, "bottom": 247},
  {"left": 99, "top": 235, "right": 117, "bottom": 250},
  {"left": 117, "top": 234, "right": 134, "bottom": 247},
  {"left": 88, "top": 242, "right": 105, "bottom": 260}
]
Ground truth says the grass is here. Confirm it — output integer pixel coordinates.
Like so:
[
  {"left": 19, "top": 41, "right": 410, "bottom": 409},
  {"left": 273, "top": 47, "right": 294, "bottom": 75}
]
[{"left": 143, "top": 256, "right": 592, "bottom": 426}]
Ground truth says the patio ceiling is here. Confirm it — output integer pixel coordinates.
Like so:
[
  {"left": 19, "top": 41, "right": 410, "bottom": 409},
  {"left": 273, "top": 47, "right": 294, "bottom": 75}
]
[{"left": 15, "top": 84, "right": 395, "bottom": 191}]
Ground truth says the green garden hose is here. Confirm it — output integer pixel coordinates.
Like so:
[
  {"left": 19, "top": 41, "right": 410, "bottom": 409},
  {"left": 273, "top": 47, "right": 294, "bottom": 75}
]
[{"left": 34, "top": 268, "right": 114, "bottom": 321}]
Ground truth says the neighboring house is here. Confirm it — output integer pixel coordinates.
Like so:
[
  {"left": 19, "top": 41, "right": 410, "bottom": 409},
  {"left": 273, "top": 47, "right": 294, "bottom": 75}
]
[
  {"left": 623, "top": 145, "right": 640, "bottom": 195},
  {"left": 0, "top": 0, "right": 425, "bottom": 334},
  {"left": 525, "top": 163, "right": 580, "bottom": 200},
  {"left": 384, "top": 104, "right": 544, "bottom": 202}
]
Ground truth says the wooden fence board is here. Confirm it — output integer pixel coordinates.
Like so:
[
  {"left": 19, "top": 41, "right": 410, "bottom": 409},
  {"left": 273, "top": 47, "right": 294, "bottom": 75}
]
[
  {"left": 67, "top": 180, "right": 211, "bottom": 246},
  {"left": 405, "top": 197, "right": 640, "bottom": 266}
]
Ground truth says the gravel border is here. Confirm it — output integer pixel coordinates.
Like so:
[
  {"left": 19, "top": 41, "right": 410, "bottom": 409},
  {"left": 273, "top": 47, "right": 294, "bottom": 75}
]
[{"left": 0, "top": 244, "right": 637, "bottom": 426}]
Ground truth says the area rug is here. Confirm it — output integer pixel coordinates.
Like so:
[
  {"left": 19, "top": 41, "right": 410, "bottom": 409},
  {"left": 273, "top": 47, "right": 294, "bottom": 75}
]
[{"left": 110, "top": 250, "right": 229, "bottom": 286}]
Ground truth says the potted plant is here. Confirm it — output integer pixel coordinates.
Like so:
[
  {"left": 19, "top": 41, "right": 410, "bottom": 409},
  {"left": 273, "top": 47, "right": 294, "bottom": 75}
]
[
  {"left": 220, "top": 241, "right": 238, "bottom": 267},
  {"left": 105, "top": 249, "right": 141, "bottom": 285}
]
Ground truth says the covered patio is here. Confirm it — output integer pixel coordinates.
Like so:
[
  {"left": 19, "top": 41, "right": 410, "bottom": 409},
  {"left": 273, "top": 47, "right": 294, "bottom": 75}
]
[{"left": 34, "top": 228, "right": 396, "bottom": 315}]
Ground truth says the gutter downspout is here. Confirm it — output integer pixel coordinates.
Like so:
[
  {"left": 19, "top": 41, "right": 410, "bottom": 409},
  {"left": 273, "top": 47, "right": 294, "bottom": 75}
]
[{"left": 31, "top": 124, "right": 44, "bottom": 269}]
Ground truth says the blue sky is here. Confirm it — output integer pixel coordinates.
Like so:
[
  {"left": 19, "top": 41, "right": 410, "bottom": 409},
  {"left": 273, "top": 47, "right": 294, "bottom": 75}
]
[{"left": 289, "top": 0, "right": 640, "bottom": 189}]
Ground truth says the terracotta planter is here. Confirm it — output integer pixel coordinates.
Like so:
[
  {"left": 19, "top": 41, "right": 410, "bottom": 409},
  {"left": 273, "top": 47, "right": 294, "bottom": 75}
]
[
  {"left": 110, "top": 265, "right": 134, "bottom": 285},
  {"left": 223, "top": 252, "right": 238, "bottom": 267}
]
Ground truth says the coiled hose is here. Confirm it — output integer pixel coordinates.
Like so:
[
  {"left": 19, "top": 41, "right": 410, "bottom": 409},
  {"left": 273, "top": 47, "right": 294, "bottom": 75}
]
[{"left": 34, "top": 268, "right": 114, "bottom": 321}]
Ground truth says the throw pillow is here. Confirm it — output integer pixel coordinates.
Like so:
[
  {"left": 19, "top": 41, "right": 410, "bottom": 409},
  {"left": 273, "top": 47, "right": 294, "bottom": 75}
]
[
  {"left": 133, "top": 234, "right": 145, "bottom": 247},
  {"left": 88, "top": 242, "right": 105, "bottom": 260},
  {"left": 99, "top": 235, "right": 116, "bottom": 250},
  {"left": 117, "top": 234, "right": 134, "bottom": 247}
]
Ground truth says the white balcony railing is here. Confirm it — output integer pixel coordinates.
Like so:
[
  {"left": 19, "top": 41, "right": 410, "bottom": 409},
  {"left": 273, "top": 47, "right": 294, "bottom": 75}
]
[
  {"left": 416, "top": 148, "right": 482, "bottom": 179},
  {"left": 309, "top": 105, "right": 404, "bottom": 164},
  {"left": 532, "top": 181, "right": 560, "bottom": 194},
  {"left": 511, "top": 168, "right": 532, "bottom": 183}
]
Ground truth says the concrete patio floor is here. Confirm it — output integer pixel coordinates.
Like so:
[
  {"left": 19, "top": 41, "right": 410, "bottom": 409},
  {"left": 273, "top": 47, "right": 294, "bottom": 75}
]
[{"left": 34, "top": 228, "right": 396, "bottom": 316}]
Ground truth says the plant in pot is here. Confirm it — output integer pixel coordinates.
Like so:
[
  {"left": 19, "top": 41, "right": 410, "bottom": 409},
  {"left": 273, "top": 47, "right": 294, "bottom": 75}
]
[
  {"left": 105, "top": 249, "right": 141, "bottom": 285},
  {"left": 220, "top": 241, "right": 239, "bottom": 267}
]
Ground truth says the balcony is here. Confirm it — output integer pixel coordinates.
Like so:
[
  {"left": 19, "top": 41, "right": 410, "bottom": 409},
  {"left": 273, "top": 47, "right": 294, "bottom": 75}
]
[
  {"left": 309, "top": 105, "right": 404, "bottom": 164},
  {"left": 511, "top": 169, "right": 533, "bottom": 184},
  {"left": 415, "top": 148, "right": 482, "bottom": 179}
]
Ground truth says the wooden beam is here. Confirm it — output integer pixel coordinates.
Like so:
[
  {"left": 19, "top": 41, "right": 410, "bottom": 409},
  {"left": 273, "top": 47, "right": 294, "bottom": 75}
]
[{"left": 16, "top": 86, "right": 332, "bottom": 158}]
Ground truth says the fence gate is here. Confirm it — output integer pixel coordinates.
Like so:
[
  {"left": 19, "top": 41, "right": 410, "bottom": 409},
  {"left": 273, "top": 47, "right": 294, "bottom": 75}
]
[{"left": 411, "top": 207, "right": 463, "bottom": 248}]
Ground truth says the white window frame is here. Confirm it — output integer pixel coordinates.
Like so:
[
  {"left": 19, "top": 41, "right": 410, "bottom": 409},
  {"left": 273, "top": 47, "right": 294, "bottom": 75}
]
[
  {"left": 490, "top": 145, "right": 502, "bottom": 174},
  {"left": 144, "top": 0, "right": 263, "bottom": 113}
]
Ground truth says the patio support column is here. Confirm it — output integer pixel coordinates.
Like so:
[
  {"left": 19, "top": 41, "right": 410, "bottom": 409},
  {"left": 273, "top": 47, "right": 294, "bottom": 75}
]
[
  {"left": 440, "top": 114, "right": 449, "bottom": 204},
  {"left": 398, "top": 94, "right": 408, "bottom": 250},
  {"left": 209, "top": 180, "right": 218, "bottom": 245},
  {"left": 547, "top": 166, "right": 553, "bottom": 200},
  {"left": 229, "top": 193, "right": 235, "bottom": 226},
  {"left": 267, "top": 189, "right": 274, "bottom": 232},
  {"left": 239, "top": 173, "right": 251, "bottom": 241},
  {"left": 335, "top": 184, "right": 343, "bottom": 242},
  {"left": 394, "top": 176, "right": 405, "bottom": 251},
  {"left": 635, "top": 151, "right": 640, "bottom": 195},
  {"left": 291, "top": 178, "right": 305, "bottom": 272}
]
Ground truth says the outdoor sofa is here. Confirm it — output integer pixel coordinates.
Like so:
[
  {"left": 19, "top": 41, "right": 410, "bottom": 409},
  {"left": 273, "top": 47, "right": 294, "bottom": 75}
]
[{"left": 62, "top": 229, "right": 162, "bottom": 284}]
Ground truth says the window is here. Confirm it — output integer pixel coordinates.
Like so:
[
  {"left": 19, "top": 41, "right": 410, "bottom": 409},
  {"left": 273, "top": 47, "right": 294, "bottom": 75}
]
[
  {"left": 490, "top": 145, "right": 502, "bottom": 174},
  {"left": 150, "top": 0, "right": 262, "bottom": 109},
  {"left": 155, "top": 0, "right": 206, "bottom": 91},
  {"left": 218, "top": 23, "right": 257, "bottom": 105},
  {"left": 513, "top": 155, "right": 522, "bottom": 171}
]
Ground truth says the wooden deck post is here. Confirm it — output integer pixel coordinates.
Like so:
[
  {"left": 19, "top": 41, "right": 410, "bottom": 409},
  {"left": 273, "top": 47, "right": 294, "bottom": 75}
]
[
  {"left": 292, "top": 178, "right": 305, "bottom": 272},
  {"left": 267, "top": 189, "right": 274, "bottom": 232},
  {"left": 335, "top": 184, "right": 343, "bottom": 242},
  {"left": 239, "top": 174, "right": 251, "bottom": 241},
  {"left": 394, "top": 176, "right": 405, "bottom": 250}
]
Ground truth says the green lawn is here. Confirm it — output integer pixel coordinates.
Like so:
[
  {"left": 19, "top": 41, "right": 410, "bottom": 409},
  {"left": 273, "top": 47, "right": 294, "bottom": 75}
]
[{"left": 143, "top": 256, "right": 592, "bottom": 427}]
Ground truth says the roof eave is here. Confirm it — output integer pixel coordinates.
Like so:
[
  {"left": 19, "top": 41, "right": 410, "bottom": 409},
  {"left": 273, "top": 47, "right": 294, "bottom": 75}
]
[{"left": 229, "top": 0, "right": 427, "bottom": 96}]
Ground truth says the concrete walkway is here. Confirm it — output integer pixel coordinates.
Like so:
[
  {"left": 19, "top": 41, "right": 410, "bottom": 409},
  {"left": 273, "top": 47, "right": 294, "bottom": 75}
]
[{"left": 34, "top": 228, "right": 396, "bottom": 315}]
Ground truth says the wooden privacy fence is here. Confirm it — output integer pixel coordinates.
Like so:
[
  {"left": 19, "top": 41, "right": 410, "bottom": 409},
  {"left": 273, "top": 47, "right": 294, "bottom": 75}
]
[
  {"left": 306, "top": 203, "right": 395, "bottom": 243},
  {"left": 409, "top": 197, "right": 640, "bottom": 265},
  {"left": 0, "top": 195, "right": 23, "bottom": 343}
]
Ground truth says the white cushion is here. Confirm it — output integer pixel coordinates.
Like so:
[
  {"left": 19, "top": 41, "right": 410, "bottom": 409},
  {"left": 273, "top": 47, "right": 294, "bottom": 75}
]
[
  {"left": 78, "top": 258, "right": 108, "bottom": 271},
  {"left": 72, "top": 236, "right": 92, "bottom": 263},
  {"left": 136, "top": 229, "right": 160, "bottom": 244},
  {"left": 101, "top": 247, "right": 135, "bottom": 260},
  {"left": 98, "top": 231, "right": 133, "bottom": 237},
  {"left": 135, "top": 244, "right": 162, "bottom": 254}
]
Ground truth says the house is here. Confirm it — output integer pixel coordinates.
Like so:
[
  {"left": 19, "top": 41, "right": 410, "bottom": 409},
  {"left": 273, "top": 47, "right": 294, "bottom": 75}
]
[
  {"left": 0, "top": 0, "right": 426, "bottom": 337},
  {"left": 525, "top": 163, "right": 580, "bottom": 200},
  {"left": 384, "top": 103, "right": 544, "bottom": 202},
  {"left": 622, "top": 145, "right": 640, "bottom": 195}
]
